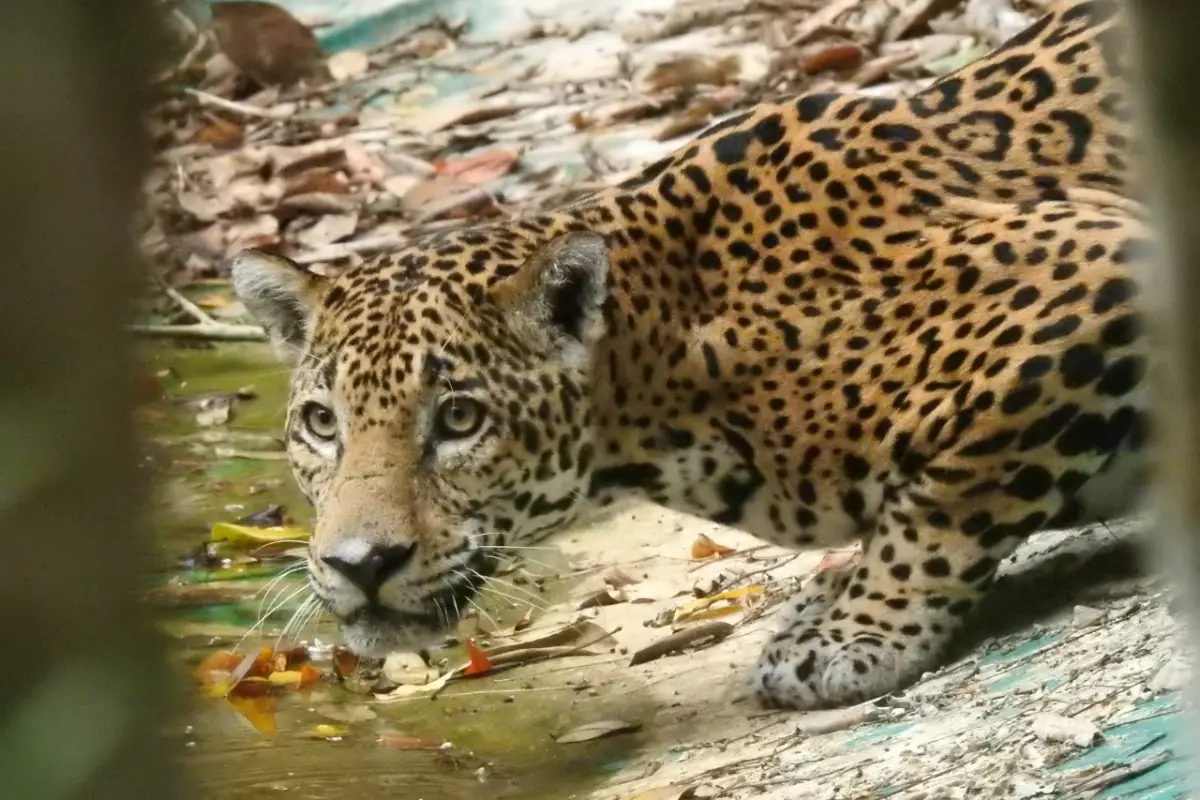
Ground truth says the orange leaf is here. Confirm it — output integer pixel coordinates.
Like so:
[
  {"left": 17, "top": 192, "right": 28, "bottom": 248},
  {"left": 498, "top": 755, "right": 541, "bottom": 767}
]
[
  {"left": 433, "top": 149, "right": 518, "bottom": 184},
  {"left": 194, "top": 119, "right": 244, "bottom": 148},
  {"left": 298, "top": 662, "right": 324, "bottom": 689},
  {"left": 193, "top": 650, "right": 242, "bottom": 687},
  {"left": 802, "top": 43, "right": 864, "bottom": 74},
  {"left": 228, "top": 695, "right": 277, "bottom": 735},
  {"left": 691, "top": 533, "right": 735, "bottom": 560},
  {"left": 462, "top": 638, "right": 494, "bottom": 676}
]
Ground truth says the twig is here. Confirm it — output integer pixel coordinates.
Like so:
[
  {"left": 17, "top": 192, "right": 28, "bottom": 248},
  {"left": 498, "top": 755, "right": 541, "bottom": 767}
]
[
  {"left": 128, "top": 323, "right": 267, "bottom": 342},
  {"left": 290, "top": 233, "right": 408, "bottom": 264},
  {"left": 786, "top": 0, "right": 862, "bottom": 46},
  {"left": 157, "top": 278, "right": 217, "bottom": 326},
  {"left": 184, "top": 88, "right": 293, "bottom": 120}
]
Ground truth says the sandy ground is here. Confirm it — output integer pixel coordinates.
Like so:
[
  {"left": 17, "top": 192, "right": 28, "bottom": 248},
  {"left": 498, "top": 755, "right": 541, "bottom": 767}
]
[{"left": 417, "top": 506, "right": 1190, "bottom": 799}]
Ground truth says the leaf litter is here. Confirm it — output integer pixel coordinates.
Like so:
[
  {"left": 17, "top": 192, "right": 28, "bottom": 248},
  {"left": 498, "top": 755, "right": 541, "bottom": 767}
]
[{"left": 138, "top": 0, "right": 1042, "bottom": 339}]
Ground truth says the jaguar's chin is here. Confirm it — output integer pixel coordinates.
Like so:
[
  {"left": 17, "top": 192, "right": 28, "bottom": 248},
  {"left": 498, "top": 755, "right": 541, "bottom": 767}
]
[{"left": 338, "top": 608, "right": 446, "bottom": 657}]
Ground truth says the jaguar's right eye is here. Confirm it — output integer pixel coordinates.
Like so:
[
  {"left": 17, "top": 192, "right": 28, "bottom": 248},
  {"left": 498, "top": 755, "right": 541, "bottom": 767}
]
[{"left": 301, "top": 402, "right": 337, "bottom": 442}]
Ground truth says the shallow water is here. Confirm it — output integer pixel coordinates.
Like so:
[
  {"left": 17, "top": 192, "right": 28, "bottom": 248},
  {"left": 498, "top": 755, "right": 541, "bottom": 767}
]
[{"left": 142, "top": 342, "right": 639, "bottom": 800}]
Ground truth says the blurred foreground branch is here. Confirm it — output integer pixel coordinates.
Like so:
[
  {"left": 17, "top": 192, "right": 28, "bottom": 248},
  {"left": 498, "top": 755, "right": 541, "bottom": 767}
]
[
  {"left": 1127, "top": 0, "right": 1200, "bottom": 791},
  {"left": 0, "top": 2, "right": 185, "bottom": 799}
]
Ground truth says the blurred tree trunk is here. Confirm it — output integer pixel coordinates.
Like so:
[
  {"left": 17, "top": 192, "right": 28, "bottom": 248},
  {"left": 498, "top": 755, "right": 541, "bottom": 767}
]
[
  {"left": 0, "top": 2, "right": 186, "bottom": 799},
  {"left": 1126, "top": 0, "right": 1200, "bottom": 789}
]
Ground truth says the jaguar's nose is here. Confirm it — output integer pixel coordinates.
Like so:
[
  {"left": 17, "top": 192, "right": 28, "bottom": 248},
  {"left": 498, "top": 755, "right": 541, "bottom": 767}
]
[{"left": 321, "top": 542, "right": 417, "bottom": 596}]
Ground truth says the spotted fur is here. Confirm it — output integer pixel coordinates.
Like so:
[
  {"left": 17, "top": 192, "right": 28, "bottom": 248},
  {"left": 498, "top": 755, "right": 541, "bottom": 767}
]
[{"left": 233, "top": 0, "right": 1150, "bottom": 709}]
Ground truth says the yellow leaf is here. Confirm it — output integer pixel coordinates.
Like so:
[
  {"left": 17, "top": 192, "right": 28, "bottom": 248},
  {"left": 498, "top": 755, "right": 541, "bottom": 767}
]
[
  {"left": 672, "top": 585, "right": 763, "bottom": 625},
  {"left": 307, "top": 724, "right": 349, "bottom": 740},
  {"left": 210, "top": 522, "right": 310, "bottom": 546}
]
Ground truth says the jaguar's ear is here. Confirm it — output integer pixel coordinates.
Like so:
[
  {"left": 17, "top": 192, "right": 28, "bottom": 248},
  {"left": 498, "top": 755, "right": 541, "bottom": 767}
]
[
  {"left": 495, "top": 232, "right": 610, "bottom": 361},
  {"left": 230, "top": 250, "right": 326, "bottom": 363}
]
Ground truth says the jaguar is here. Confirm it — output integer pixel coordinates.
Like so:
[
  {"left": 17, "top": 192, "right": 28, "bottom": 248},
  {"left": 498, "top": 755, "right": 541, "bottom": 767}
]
[{"left": 232, "top": 0, "right": 1150, "bottom": 709}]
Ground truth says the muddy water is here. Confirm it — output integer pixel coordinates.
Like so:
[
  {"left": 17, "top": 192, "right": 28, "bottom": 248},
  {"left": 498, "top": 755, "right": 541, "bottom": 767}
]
[{"left": 142, "top": 343, "right": 639, "bottom": 800}]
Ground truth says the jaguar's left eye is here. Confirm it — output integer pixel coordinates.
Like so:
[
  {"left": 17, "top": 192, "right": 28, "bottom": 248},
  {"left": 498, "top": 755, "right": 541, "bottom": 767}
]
[{"left": 433, "top": 397, "right": 487, "bottom": 440}]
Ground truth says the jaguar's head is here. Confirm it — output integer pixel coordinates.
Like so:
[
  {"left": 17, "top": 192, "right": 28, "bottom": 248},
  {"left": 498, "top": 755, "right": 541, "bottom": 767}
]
[{"left": 231, "top": 228, "right": 611, "bottom": 655}]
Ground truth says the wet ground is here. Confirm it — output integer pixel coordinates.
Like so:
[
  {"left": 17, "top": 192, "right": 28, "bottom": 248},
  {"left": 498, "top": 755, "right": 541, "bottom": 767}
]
[{"left": 141, "top": 342, "right": 642, "bottom": 800}]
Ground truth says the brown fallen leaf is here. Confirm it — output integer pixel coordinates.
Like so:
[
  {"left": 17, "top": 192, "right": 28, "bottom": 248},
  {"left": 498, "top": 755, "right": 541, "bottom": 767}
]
[
  {"left": 802, "top": 43, "right": 865, "bottom": 74},
  {"left": 556, "top": 719, "right": 642, "bottom": 744},
  {"left": 211, "top": 1, "right": 328, "bottom": 87},
  {"left": 194, "top": 118, "right": 244, "bottom": 148},
  {"left": 400, "top": 177, "right": 499, "bottom": 221},
  {"left": 578, "top": 587, "right": 625, "bottom": 609},
  {"left": 277, "top": 191, "right": 358, "bottom": 215},
  {"left": 643, "top": 55, "right": 740, "bottom": 91},
  {"left": 434, "top": 149, "right": 518, "bottom": 184},
  {"left": 629, "top": 621, "right": 735, "bottom": 666},
  {"left": 691, "top": 533, "right": 735, "bottom": 560}
]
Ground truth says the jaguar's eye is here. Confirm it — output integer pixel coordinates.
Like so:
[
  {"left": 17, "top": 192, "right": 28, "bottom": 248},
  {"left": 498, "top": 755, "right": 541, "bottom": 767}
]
[
  {"left": 433, "top": 397, "right": 487, "bottom": 440},
  {"left": 301, "top": 402, "right": 338, "bottom": 442}
]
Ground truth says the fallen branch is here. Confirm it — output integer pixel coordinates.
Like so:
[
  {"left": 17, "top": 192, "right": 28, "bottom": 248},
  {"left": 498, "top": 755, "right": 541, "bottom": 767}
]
[
  {"left": 128, "top": 323, "right": 267, "bottom": 342},
  {"left": 184, "top": 88, "right": 294, "bottom": 120}
]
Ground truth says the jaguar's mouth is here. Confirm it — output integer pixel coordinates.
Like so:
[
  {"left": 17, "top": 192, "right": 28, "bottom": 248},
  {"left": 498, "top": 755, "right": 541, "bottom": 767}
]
[{"left": 327, "top": 551, "right": 496, "bottom": 657}]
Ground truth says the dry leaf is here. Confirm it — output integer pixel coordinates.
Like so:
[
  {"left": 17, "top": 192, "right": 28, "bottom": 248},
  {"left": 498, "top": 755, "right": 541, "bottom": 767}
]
[
  {"left": 332, "top": 646, "right": 360, "bottom": 679},
  {"left": 194, "top": 396, "right": 233, "bottom": 427},
  {"left": 434, "top": 149, "right": 518, "bottom": 184},
  {"left": 227, "top": 695, "right": 277, "bottom": 735},
  {"left": 1030, "top": 713, "right": 1102, "bottom": 747},
  {"left": 277, "top": 192, "right": 358, "bottom": 215},
  {"left": 629, "top": 621, "right": 734, "bottom": 666},
  {"left": 210, "top": 521, "right": 310, "bottom": 547},
  {"left": 294, "top": 212, "right": 359, "bottom": 249},
  {"left": 194, "top": 118, "right": 244, "bottom": 148},
  {"left": 178, "top": 191, "right": 234, "bottom": 223},
  {"left": 691, "top": 533, "right": 735, "bottom": 560},
  {"left": 556, "top": 719, "right": 642, "bottom": 744},
  {"left": 400, "top": 176, "right": 498, "bottom": 221},
  {"left": 283, "top": 169, "right": 350, "bottom": 198},
  {"left": 602, "top": 567, "right": 641, "bottom": 589},
  {"left": 463, "top": 638, "right": 495, "bottom": 677},
  {"left": 802, "top": 43, "right": 865, "bottom": 74},
  {"left": 211, "top": 1, "right": 328, "bottom": 87},
  {"left": 643, "top": 55, "right": 740, "bottom": 91},
  {"left": 224, "top": 214, "right": 280, "bottom": 254},
  {"left": 578, "top": 587, "right": 625, "bottom": 609},
  {"left": 327, "top": 50, "right": 370, "bottom": 81},
  {"left": 673, "top": 585, "right": 763, "bottom": 625},
  {"left": 382, "top": 174, "right": 421, "bottom": 199},
  {"left": 306, "top": 724, "right": 349, "bottom": 740}
]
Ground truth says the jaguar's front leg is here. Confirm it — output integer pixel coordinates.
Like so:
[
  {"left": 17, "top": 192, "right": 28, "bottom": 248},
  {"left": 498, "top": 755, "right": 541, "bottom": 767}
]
[{"left": 753, "top": 485, "right": 1038, "bottom": 710}]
